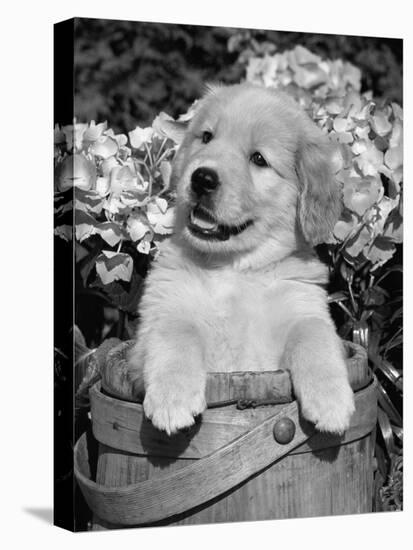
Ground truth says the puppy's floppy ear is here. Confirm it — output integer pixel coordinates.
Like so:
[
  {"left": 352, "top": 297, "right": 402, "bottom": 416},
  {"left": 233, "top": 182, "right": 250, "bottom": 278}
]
[{"left": 296, "top": 127, "right": 342, "bottom": 246}]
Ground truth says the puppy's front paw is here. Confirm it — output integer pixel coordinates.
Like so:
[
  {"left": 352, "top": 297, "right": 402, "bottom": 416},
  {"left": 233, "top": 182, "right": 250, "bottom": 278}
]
[
  {"left": 143, "top": 383, "right": 206, "bottom": 436},
  {"left": 297, "top": 377, "right": 355, "bottom": 435}
]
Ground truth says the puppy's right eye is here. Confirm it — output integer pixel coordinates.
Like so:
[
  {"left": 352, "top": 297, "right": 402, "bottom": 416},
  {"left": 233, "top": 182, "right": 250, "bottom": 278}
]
[
  {"left": 250, "top": 152, "right": 268, "bottom": 167},
  {"left": 202, "top": 131, "right": 213, "bottom": 144}
]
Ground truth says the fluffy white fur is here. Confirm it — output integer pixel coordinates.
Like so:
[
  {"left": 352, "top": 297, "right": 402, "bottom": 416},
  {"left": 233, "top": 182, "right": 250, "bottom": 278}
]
[{"left": 128, "top": 83, "right": 355, "bottom": 435}]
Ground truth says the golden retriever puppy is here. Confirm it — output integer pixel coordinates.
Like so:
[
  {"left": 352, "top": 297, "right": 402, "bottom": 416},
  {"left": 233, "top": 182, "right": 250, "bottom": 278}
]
[{"left": 128, "top": 83, "right": 355, "bottom": 435}]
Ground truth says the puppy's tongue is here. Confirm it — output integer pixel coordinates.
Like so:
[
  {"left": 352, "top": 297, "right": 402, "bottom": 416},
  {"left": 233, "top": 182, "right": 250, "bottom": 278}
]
[{"left": 188, "top": 205, "right": 230, "bottom": 241}]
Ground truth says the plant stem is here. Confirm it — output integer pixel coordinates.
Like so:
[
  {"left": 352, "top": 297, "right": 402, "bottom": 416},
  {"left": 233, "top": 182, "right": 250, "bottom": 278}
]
[
  {"left": 336, "top": 301, "right": 357, "bottom": 322},
  {"left": 156, "top": 147, "right": 173, "bottom": 166},
  {"left": 144, "top": 142, "right": 154, "bottom": 169},
  {"left": 155, "top": 137, "right": 168, "bottom": 162},
  {"left": 347, "top": 279, "right": 358, "bottom": 315}
]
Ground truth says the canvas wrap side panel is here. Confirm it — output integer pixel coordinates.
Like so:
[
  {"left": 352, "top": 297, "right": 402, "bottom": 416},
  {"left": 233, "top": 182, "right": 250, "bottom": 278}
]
[{"left": 54, "top": 17, "right": 75, "bottom": 532}]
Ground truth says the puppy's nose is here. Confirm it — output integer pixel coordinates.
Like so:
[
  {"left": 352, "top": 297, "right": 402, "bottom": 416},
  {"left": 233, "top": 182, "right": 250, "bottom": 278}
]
[{"left": 191, "top": 167, "right": 220, "bottom": 196}]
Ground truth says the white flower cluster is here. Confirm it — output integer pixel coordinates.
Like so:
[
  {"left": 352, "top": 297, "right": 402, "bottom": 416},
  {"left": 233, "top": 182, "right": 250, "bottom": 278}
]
[{"left": 54, "top": 116, "right": 179, "bottom": 284}]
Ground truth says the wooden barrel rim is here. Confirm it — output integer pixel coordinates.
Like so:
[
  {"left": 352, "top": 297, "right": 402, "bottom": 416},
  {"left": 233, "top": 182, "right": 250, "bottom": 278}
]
[
  {"left": 101, "top": 340, "right": 369, "bottom": 404},
  {"left": 89, "top": 376, "right": 377, "bottom": 459}
]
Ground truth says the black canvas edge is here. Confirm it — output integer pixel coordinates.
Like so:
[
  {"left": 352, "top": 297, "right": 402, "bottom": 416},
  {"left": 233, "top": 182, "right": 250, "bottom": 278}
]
[{"left": 54, "top": 17, "right": 75, "bottom": 532}]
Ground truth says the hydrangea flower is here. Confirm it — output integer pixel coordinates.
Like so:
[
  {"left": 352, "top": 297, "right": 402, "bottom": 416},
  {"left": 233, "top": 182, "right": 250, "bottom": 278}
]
[
  {"left": 55, "top": 113, "right": 179, "bottom": 285},
  {"left": 146, "top": 198, "right": 175, "bottom": 235}
]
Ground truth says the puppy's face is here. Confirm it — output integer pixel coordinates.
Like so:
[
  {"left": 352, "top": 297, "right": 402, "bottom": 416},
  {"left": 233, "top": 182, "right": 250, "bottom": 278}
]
[{"left": 172, "top": 84, "right": 340, "bottom": 259}]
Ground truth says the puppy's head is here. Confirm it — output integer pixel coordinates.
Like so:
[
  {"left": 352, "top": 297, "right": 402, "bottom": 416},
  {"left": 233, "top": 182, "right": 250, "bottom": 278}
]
[{"left": 171, "top": 84, "right": 341, "bottom": 261}]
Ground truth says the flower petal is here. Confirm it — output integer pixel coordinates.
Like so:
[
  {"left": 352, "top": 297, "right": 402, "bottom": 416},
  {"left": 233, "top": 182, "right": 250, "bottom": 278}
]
[
  {"left": 90, "top": 136, "right": 119, "bottom": 159},
  {"left": 128, "top": 126, "right": 154, "bottom": 149}
]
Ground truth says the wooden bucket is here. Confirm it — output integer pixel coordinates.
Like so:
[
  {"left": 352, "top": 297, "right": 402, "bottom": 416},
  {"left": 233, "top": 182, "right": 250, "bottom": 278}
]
[{"left": 74, "top": 341, "right": 377, "bottom": 529}]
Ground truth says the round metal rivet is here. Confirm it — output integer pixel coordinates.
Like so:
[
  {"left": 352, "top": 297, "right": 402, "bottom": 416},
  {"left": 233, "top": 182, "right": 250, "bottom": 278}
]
[{"left": 273, "top": 417, "right": 296, "bottom": 444}]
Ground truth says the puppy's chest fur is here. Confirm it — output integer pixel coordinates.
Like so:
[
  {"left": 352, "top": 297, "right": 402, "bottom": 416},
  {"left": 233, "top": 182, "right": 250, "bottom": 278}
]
[
  {"left": 146, "top": 244, "right": 330, "bottom": 373},
  {"left": 200, "top": 270, "right": 285, "bottom": 372}
]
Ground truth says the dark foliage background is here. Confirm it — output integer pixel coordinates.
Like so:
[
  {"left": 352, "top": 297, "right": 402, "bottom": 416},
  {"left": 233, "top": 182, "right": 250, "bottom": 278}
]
[{"left": 74, "top": 18, "right": 402, "bottom": 132}]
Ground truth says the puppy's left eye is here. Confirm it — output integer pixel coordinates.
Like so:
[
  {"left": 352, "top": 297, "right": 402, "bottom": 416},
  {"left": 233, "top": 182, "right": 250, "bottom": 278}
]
[{"left": 250, "top": 152, "right": 268, "bottom": 167}]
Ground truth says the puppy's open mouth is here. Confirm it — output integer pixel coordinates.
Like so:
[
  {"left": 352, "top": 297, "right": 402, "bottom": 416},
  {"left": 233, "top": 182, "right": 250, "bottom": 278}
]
[{"left": 188, "top": 204, "right": 253, "bottom": 241}]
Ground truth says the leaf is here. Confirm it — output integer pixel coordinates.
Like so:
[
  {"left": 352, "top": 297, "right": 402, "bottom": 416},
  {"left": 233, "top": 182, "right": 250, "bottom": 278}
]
[
  {"left": 54, "top": 200, "right": 73, "bottom": 216},
  {"left": 96, "top": 222, "right": 123, "bottom": 246},
  {"left": 383, "top": 210, "right": 403, "bottom": 243},
  {"left": 390, "top": 306, "right": 403, "bottom": 324},
  {"left": 327, "top": 291, "right": 349, "bottom": 303},
  {"left": 92, "top": 270, "right": 144, "bottom": 314},
  {"left": 96, "top": 251, "right": 133, "bottom": 284},
  {"left": 54, "top": 225, "right": 72, "bottom": 241},
  {"left": 365, "top": 236, "right": 396, "bottom": 269},
  {"left": 375, "top": 265, "right": 402, "bottom": 286},
  {"left": 362, "top": 286, "right": 388, "bottom": 307},
  {"left": 385, "top": 334, "right": 403, "bottom": 353},
  {"left": 371, "top": 112, "right": 392, "bottom": 137},
  {"left": 121, "top": 189, "right": 148, "bottom": 208},
  {"left": 74, "top": 188, "right": 104, "bottom": 214},
  {"left": 127, "top": 213, "right": 150, "bottom": 242},
  {"left": 365, "top": 196, "right": 399, "bottom": 240},
  {"left": 74, "top": 210, "right": 98, "bottom": 242},
  {"left": 376, "top": 382, "right": 402, "bottom": 427},
  {"left": 377, "top": 407, "right": 396, "bottom": 456},
  {"left": 345, "top": 226, "right": 372, "bottom": 257},
  {"left": 77, "top": 241, "right": 103, "bottom": 287}
]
